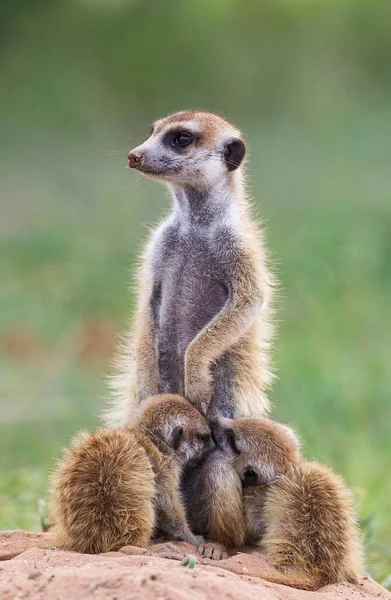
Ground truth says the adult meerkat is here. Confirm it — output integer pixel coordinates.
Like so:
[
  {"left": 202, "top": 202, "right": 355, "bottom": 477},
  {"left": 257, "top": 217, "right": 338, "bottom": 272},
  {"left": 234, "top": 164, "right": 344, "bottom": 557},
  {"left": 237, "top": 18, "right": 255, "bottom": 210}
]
[
  {"left": 106, "top": 110, "right": 274, "bottom": 425},
  {"left": 211, "top": 416, "right": 364, "bottom": 590},
  {"left": 49, "top": 394, "right": 211, "bottom": 554}
]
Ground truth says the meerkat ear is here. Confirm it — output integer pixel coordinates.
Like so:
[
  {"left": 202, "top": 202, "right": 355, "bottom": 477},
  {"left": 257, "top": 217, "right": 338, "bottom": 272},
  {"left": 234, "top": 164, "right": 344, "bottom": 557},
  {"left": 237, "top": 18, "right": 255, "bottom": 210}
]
[
  {"left": 223, "top": 138, "right": 246, "bottom": 171},
  {"left": 169, "top": 425, "right": 184, "bottom": 450}
]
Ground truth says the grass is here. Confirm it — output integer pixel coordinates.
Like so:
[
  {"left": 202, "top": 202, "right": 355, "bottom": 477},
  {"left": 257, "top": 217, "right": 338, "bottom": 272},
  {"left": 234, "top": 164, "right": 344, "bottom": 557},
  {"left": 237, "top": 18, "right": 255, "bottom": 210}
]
[{"left": 0, "top": 112, "right": 390, "bottom": 586}]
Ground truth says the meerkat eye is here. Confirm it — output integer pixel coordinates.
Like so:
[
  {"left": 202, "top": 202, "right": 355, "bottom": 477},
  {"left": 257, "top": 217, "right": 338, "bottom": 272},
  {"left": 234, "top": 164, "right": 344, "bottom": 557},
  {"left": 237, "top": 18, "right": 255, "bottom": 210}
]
[
  {"left": 170, "top": 426, "right": 184, "bottom": 450},
  {"left": 172, "top": 131, "right": 193, "bottom": 148},
  {"left": 242, "top": 468, "right": 258, "bottom": 487}
]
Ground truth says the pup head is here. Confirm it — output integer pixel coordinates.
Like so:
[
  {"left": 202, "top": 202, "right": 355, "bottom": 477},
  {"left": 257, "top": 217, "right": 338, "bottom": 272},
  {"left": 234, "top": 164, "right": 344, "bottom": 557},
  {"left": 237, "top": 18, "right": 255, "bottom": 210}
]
[
  {"left": 137, "top": 394, "right": 213, "bottom": 466},
  {"left": 212, "top": 416, "right": 301, "bottom": 487}
]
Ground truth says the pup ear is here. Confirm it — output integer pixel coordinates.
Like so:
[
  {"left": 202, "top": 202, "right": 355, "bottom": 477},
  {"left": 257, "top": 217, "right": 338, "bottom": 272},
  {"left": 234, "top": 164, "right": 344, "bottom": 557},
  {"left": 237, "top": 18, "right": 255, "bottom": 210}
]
[
  {"left": 223, "top": 138, "right": 246, "bottom": 171},
  {"left": 169, "top": 425, "right": 184, "bottom": 450}
]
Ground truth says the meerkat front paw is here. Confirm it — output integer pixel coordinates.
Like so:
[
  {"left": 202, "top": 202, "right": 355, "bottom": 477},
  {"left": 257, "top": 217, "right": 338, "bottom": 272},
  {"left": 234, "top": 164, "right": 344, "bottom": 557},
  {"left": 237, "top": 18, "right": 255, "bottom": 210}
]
[
  {"left": 192, "top": 535, "right": 205, "bottom": 546},
  {"left": 198, "top": 541, "right": 229, "bottom": 561},
  {"left": 181, "top": 533, "right": 204, "bottom": 546},
  {"left": 184, "top": 357, "right": 213, "bottom": 414},
  {"left": 185, "top": 380, "right": 212, "bottom": 415}
]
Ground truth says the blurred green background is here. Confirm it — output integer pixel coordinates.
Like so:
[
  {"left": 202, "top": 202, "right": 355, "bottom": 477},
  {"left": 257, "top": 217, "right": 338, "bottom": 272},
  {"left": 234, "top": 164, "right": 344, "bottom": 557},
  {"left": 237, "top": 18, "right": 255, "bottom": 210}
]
[{"left": 0, "top": 0, "right": 390, "bottom": 585}]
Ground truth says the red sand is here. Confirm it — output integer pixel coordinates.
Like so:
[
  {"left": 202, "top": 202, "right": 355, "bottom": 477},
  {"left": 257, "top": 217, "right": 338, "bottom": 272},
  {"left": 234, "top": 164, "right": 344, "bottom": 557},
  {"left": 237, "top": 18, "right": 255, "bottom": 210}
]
[{"left": 0, "top": 531, "right": 389, "bottom": 600}]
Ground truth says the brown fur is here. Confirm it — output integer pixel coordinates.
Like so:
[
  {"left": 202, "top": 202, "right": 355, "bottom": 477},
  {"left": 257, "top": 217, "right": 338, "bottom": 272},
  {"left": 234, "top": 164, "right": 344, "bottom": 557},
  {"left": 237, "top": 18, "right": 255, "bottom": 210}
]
[
  {"left": 152, "top": 110, "right": 223, "bottom": 146},
  {"left": 183, "top": 450, "right": 247, "bottom": 549},
  {"left": 49, "top": 394, "right": 211, "bottom": 554},
  {"left": 106, "top": 112, "right": 275, "bottom": 541},
  {"left": 212, "top": 417, "right": 365, "bottom": 590},
  {"left": 105, "top": 109, "right": 275, "bottom": 426},
  {"left": 184, "top": 416, "right": 298, "bottom": 548}
]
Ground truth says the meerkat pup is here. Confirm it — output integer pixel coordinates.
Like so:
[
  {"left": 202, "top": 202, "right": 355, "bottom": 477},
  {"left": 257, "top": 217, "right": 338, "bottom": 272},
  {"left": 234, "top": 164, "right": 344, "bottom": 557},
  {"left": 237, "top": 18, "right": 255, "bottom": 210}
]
[
  {"left": 106, "top": 110, "right": 274, "bottom": 426},
  {"left": 183, "top": 418, "right": 298, "bottom": 550},
  {"left": 49, "top": 394, "right": 211, "bottom": 554},
  {"left": 211, "top": 416, "right": 364, "bottom": 590}
]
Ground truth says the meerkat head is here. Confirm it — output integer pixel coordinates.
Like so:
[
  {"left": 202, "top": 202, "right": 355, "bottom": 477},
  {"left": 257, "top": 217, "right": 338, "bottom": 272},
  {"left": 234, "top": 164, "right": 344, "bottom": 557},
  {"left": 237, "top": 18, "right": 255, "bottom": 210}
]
[
  {"left": 127, "top": 110, "right": 246, "bottom": 188},
  {"left": 136, "top": 394, "right": 213, "bottom": 466},
  {"left": 167, "top": 414, "right": 213, "bottom": 467},
  {"left": 212, "top": 416, "right": 301, "bottom": 487}
]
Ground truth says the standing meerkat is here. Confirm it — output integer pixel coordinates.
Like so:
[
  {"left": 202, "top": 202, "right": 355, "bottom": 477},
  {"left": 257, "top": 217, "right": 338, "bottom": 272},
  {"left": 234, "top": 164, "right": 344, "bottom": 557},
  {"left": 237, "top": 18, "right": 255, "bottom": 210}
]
[
  {"left": 106, "top": 110, "right": 275, "bottom": 425},
  {"left": 211, "top": 416, "right": 364, "bottom": 590},
  {"left": 49, "top": 394, "right": 211, "bottom": 554}
]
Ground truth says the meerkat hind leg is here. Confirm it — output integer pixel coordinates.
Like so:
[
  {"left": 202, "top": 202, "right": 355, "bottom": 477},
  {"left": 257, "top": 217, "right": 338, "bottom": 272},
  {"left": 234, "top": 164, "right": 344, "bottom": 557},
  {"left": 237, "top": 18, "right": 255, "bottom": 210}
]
[
  {"left": 183, "top": 452, "right": 246, "bottom": 550},
  {"left": 155, "top": 470, "right": 203, "bottom": 545}
]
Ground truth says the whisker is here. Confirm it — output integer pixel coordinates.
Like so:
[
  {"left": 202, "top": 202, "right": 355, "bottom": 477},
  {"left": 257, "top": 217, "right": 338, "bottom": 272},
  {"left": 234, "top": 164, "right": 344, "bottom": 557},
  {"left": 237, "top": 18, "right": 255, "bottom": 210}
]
[
  {"left": 138, "top": 178, "right": 150, "bottom": 191},
  {"left": 108, "top": 147, "right": 130, "bottom": 155},
  {"left": 206, "top": 154, "right": 241, "bottom": 168}
]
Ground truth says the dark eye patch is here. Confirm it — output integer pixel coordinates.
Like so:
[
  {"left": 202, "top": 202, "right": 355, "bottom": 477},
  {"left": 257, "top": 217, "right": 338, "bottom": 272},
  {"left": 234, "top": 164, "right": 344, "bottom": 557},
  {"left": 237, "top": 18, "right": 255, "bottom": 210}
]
[
  {"left": 242, "top": 468, "right": 258, "bottom": 487},
  {"left": 171, "top": 426, "right": 184, "bottom": 450},
  {"left": 163, "top": 129, "right": 198, "bottom": 151}
]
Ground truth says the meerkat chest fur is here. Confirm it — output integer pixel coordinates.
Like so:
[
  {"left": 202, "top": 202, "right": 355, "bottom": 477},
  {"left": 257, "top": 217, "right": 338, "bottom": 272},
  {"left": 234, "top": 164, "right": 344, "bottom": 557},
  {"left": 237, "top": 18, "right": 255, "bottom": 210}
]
[{"left": 152, "top": 185, "right": 243, "bottom": 395}]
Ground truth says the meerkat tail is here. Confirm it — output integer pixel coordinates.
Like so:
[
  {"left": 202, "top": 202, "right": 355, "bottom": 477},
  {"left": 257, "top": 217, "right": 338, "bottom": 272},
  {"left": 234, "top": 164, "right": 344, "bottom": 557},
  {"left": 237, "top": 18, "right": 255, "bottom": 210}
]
[
  {"left": 251, "top": 569, "right": 328, "bottom": 591},
  {"left": 262, "top": 461, "right": 364, "bottom": 588},
  {"left": 48, "top": 428, "right": 156, "bottom": 553}
]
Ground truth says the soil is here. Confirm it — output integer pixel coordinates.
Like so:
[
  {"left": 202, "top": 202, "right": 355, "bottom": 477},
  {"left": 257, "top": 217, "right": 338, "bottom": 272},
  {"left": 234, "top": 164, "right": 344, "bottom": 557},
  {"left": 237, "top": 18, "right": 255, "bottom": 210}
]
[{"left": 0, "top": 531, "right": 389, "bottom": 600}]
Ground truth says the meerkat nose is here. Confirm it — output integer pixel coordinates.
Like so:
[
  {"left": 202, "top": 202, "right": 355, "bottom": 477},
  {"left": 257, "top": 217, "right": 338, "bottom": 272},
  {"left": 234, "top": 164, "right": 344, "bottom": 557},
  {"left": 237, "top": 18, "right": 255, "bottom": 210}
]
[{"left": 128, "top": 151, "right": 144, "bottom": 169}]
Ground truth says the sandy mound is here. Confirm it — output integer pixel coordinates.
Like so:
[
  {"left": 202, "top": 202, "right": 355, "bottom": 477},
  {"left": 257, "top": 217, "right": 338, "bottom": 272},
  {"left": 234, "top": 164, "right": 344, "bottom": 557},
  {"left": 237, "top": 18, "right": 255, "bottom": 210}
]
[{"left": 0, "top": 531, "right": 389, "bottom": 600}]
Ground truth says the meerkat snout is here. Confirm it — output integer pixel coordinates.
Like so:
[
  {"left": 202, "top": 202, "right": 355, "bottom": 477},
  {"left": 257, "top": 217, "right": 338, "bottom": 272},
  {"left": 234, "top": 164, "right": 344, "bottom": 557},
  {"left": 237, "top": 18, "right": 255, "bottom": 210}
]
[
  {"left": 128, "top": 151, "right": 144, "bottom": 169},
  {"left": 210, "top": 417, "right": 237, "bottom": 454}
]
